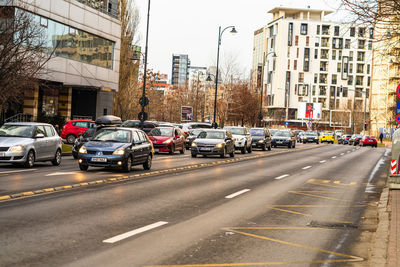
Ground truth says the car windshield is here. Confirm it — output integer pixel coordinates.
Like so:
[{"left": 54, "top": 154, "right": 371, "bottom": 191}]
[
  {"left": 0, "top": 125, "right": 35, "bottom": 138},
  {"left": 148, "top": 128, "right": 173, "bottom": 137},
  {"left": 82, "top": 128, "right": 96, "bottom": 138},
  {"left": 189, "top": 129, "right": 203, "bottom": 136},
  {"left": 197, "top": 131, "right": 225, "bottom": 139},
  {"left": 275, "top": 131, "right": 291, "bottom": 137},
  {"left": 269, "top": 129, "right": 279, "bottom": 136},
  {"left": 92, "top": 129, "right": 131, "bottom": 143},
  {"left": 225, "top": 128, "right": 245, "bottom": 135},
  {"left": 122, "top": 121, "right": 140, "bottom": 128},
  {"left": 250, "top": 129, "right": 264, "bottom": 136},
  {"left": 305, "top": 132, "right": 318, "bottom": 136},
  {"left": 371, "top": 136, "right": 376, "bottom": 139}
]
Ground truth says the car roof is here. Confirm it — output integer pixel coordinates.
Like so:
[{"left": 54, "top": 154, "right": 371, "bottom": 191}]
[
  {"left": 4, "top": 122, "right": 53, "bottom": 126},
  {"left": 201, "top": 129, "right": 226, "bottom": 132},
  {"left": 224, "top": 126, "right": 246, "bottom": 128},
  {"left": 98, "top": 126, "right": 143, "bottom": 132},
  {"left": 68, "top": 120, "right": 94, "bottom": 122}
]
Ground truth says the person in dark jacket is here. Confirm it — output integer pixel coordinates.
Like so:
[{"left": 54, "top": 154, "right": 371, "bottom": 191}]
[{"left": 379, "top": 133, "right": 384, "bottom": 144}]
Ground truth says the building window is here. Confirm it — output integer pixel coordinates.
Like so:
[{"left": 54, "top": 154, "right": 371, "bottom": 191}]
[
  {"left": 321, "top": 49, "right": 329, "bottom": 59},
  {"left": 312, "top": 85, "right": 316, "bottom": 95},
  {"left": 314, "top": 49, "right": 318, "bottom": 59},
  {"left": 288, "top": 22, "right": 293, "bottom": 46},
  {"left": 332, "top": 50, "right": 336, "bottom": 60},
  {"left": 331, "top": 74, "right": 337, "bottom": 84},
  {"left": 270, "top": 38, "right": 274, "bottom": 49},
  {"left": 320, "top": 61, "right": 328, "bottom": 71},
  {"left": 322, "top": 25, "right": 330, "bottom": 35},
  {"left": 356, "top": 76, "right": 363, "bottom": 86},
  {"left": 349, "top": 63, "right": 353, "bottom": 73},
  {"left": 299, "top": 72, "right": 304, "bottom": 83},
  {"left": 304, "top": 48, "right": 310, "bottom": 71},
  {"left": 321, "top": 37, "right": 329, "bottom": 47},
  {"left": 367, "top": 76, "right": 371, "bottom": 86},
  {"left": 337, "top": 62, "right": 342, "bottom": 73},
  {"left": 338, "top": 50, "right": 342, "bottom": 60},
  {"left": 287, "top": 47, "right": 290, "bottom": 57},
  {"left": 315, "top": 36, "right": 320, "bottom": 47},
  {"left": 357, "top": 51, "right": 365, "bottom": 61},
  {"left": 357, "top": 64, "right": 364, "bottom": 73},
  {"left": 350, "top": 27, "right": 355, "bottom": 37},
  {"left": 355, "top": 88, "right": 363, "bottom": 97},
  {"left": 314, "top": 74, "right": 318, "bottom": 83},
  {"left": 345, "top": 39, "right": 350, "bottom": 49},
  {"left": 343, "top": 87, "right": 348, "bottom": 97},
  {"left": 330, "top": 86, "right": 336, "bottom": 98},
  {"left": 294, "top": 60, "right": 297, "bottom": 70},
  {"left": 369, "top": 28, "right": 374, "bottom": 39},
  {"left": 300, "top": 23, "right": 308, "bottom": 35},
  {"left": 40, "top": 17, "right": 48, "bottom": 27},
  {"left": 319, "top": 85, "right": 327, "bottom": 96},
  {"left": 366, "top": 88, "right": 370, "bottom": 98},
  {"left": 317, "top": 25, "right": 320, "bottom": 35},
  {"left": 288, "top": 59, "right": 290, "bottom": 69},
  {"left": 367, "top": 64, "right": 370, "bottom": 74},
  {"left": 334, "top": 26, "right": 340, "bottom": 36},
  {"left": 358, "top": 27, "right": 365, "bottom": 37},
  {"left": 349, "top": 51, "right": 353, "bottom": 61},
  {"left": 368, "top": 41, "right": 372, "bottom": 50},
  {"left": 320, "top": 74, "right": 327, "bottom": 84},
  {"left": 358, "top": 40, "right": 365, "bottom": 49},
  {"left": 297, "top": 47, "right": 299, "bottom": 58},
  {"left": 295, "top": 36, "right": 299, "bottom": 46}
]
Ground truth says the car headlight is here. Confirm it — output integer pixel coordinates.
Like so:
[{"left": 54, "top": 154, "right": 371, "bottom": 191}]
[
  {"left": 191, "top": 142, "right": 198, "bottom": 147},
  {"left": 258, "top": 140, "right": 264, "bottom": 143},
  {"left": 79, "top": 146, "right": 87, "bottom": 154},
  {"left": 113, "top": 147, "right": 125, "bottom": 155},
  {"left": 215, "top": 143, "right": 223, "bottom": 148},
  {"left": 163, "top": 139, "right": 173, "bottom": 144},
  {"left": 9, "top": 145, "right": 24, "bottom": 152}
]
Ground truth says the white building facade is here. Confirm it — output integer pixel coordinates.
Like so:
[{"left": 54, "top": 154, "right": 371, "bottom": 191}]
[
  {"left": 255, "top": 7, "right": 372, "bottom": 129},
  {"left": 1, "top": 0, "right": 121, "bottom": 121}
]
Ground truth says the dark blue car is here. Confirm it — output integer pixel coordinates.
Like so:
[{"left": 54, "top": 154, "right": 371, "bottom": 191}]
[{"left": 77, "top": 127, "right": 153, "bottom": 172}]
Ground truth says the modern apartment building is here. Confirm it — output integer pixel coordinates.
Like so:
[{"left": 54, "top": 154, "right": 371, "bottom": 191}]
[
  {"left": 171, "top": 54, "right": 190, "bottom": 86},
  {"left": 253, "top": 7, "right": 372, "bottom": 130},
  {"left": 1, "top": 0, "right": 121, "bottom": 121}
]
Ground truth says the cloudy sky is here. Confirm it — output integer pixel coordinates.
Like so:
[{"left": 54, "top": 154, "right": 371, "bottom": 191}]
[{"left": 134, "top": 0, "right": 344, "bottom": 79}]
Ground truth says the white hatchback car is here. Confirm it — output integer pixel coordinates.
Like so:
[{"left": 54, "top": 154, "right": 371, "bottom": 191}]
[
  {"left": 223, "top": 126, "right": 252, "bottom": 154},
  {"left": 0, "top": 122, "right": 62, "bottom": 167}
]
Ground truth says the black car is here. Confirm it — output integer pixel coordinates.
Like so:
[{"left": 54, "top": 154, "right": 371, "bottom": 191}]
[
  {"left": 349, "top": 134, "right": 363, "bottom": 146},
  {"left": 121, "top": 120, "right": 159, "bottom": 134},
  {"left": 191, "top": 129, "right": 235, "bottom": 158},
  {"left": 302, "top": 131, "right": 319, "bottom": 144},
  {"left": 77, "top": 127, "right": 153, "bottom": 172},
  {"left": 271, "top": 130, "right": 296, "bottom": 148},
  {"left": 250, "top": 128, "right": 272, "bottom": 151},
  {"left": 338, "top": 134, "right": 352, "bottom": 144},
  {"left": 72, "top": 127, "right": 97, "bottom": 159},
  {"left": 185, "top": 129, "right": 204, "bottom": 149}
]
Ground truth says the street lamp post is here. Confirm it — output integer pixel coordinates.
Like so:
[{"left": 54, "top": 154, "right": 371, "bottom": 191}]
[{"left": 209, "top": 26, "right": 237, "bottom": 128}]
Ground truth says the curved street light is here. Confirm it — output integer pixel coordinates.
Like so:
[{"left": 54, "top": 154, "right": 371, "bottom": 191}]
[{"left": 209, "top": 26, "right": 237, "bottom": 128}]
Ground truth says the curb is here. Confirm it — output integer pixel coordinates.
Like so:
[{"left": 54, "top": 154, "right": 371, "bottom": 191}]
[
  {"left": 0, "top": 144, "right": 325, "bottom": 203},
  {"left": 369, "top": 186, "right": 390, "bottom": 266}
]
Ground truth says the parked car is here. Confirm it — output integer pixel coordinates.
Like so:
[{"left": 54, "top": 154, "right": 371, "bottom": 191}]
[
  {"left": 61, "top": 120, "right": 95, "bottom": 144},
  {"left": 250, "top": 128, "right": 272, "bottom": 151},
  {"left": 121, "top": 120, "right": 159, "bottom": 134},
  {"left": 319, "top": 131, "right": 335, "bottom": 144},
  {"left": 185, "top": 129, "right": 204, "bottom": 149},
  {"left": 147, "top": 127, "right": 186, "bottom": 154},
  {"left": 338, "top": 134, "right": 352, "bottom": 144},
  {"left": 0, "top": 122, "right": 62, "bottom": 167},
  {"left": 271, "top": 130, "right": 296, "bottom": 148},
  {"left": 302, "top": 131, "right": 319, "bottom": 144},
  {"left": 360, "top": 136, "right": 378, "bottom": 147},
  {"left": 349, "top": 134, "right": 363, "bottom": 146},
  {"left": 191, "top": 129, "right": 235, "bottom": 158},
  {"left": 223, "top": 126, "right": 252, "bottom": 154},
  {"left": 78, "top": 127, "right": 153, "bottom": 172}
]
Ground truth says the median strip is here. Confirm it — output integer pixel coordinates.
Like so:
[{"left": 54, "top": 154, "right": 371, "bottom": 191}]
[{"left": 0, "top": 144, "right": 325, "bottom": 203}]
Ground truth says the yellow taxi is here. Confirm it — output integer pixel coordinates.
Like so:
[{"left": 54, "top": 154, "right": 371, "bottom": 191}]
[{"left": 319, "top": 131, "right": 335, "bottom": 144}]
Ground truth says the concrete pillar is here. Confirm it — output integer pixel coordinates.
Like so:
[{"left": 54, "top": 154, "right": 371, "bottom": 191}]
[
  {"left": 59, "top": 87, "right": 72, "bottom": 120},
  {"left": 23, "top": 83, "right": 39, "bottom": 120}
]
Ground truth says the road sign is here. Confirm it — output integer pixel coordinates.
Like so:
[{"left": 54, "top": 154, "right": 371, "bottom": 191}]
[
  {"left": 307, "top": 121, "right": 312, "bottom": 127},
  {"left": 139, "top": 96, "right": 149, "bottom": 107},
  {"left": 285, "top": 121, "right": 289, "bottom": 126},
  {"left": 396, "top": 114, "right": 400, "bottom": 125},
  {"left": 138, "top": 111, "right": 148, "bottom": 121}
]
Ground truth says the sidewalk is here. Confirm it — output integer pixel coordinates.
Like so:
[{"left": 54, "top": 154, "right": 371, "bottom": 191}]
[{"left": 388, "top": 190, "right": 400, "bottom": 266}]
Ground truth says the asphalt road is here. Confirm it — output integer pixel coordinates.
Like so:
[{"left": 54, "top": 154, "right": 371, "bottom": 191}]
[{"left": 0, "top": 143, "right": 389, "bottom": 266}]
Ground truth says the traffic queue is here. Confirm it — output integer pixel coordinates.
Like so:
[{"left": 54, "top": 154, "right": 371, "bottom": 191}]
[{"left": 0, "top": 115, "right": 378, "bottom": 172}]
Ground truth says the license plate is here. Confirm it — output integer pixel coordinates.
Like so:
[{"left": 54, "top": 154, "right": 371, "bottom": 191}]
[
  {"left": 277, "top": 141, "right": 282, "bottom": 144},
  {"left": 154, "top": 148, "right": 159, "bottom": 152},
  {"left": 201, "top": 148, "right": 211, "bottom": 151},
  {"left": 91, "top": 157, "right": 107, "bottom": 162}
]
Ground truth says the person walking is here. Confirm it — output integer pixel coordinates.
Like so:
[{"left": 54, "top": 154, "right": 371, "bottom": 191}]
[{"left": 379, "top": 132, "right": 384, "bottom": 144}]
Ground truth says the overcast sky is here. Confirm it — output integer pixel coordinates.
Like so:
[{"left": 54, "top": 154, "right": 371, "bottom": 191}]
[{"left": 134, "top": 0, "right": 344, "bottom": 79}]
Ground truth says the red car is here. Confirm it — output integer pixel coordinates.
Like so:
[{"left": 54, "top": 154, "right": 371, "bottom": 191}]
[
  {"left": 148, "top": 127, "right": 186, "bottom": 154},
  {"left": 61, "top": 120, "right": 95, "bottom": 144},
  {"left": 360, "top": 136, "right": 377, "bottom": 147}
]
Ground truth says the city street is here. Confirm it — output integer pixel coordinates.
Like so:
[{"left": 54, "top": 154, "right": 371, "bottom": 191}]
[{"left": 0, "top": 143, "right": 389, "bottom": 266}]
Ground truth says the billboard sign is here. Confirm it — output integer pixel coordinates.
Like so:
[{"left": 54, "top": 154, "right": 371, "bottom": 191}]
[
  {"left": 181, "top": 106, "right": 193, "bottom": 122},
  {"left": 297, "top": 102, "right": 321, "bottom": 120}
]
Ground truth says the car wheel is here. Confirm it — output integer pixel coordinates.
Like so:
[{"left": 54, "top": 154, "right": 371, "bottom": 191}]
[
  {"left": 66, "top": 134, "right": 76, "bottom": 144},
  {"left": 220, "top": 148, "right": 226, "bottom": 158},
  {"left": 262, "top": 143, "right": 266, "bottom": 151},
  {"left": 180, "top": 146, "right": 185, "bottom": 154},
  {"left": 191, "top": 153, "right": 197, "bottom": 158},
  {"left": 293, "top": 142, "right": 296, "bottom": 148},
  {"left": 169, "top": 145, "right": 175, "bottom": 155},
  {"left": 288, "top": 143, "right": 292, "bottom": 149},
  {"left": 79, "top": 164, "right": 88, "bottom": 171},
  {"left": 24, "top": 150, "right": 35, "bottom": 168},
  {"left": 51, "top": 149, "right": 62, "bottom": 166},
  {"left": 123, "top": 156, "right": 132, "bottom": 172},
  {"left": 241, "top": 145, "right": 246, "bottom": 154},
  {"left": 72, "top": 152, "right": 78, "bottom": 160},
  {"left": 247, "top": 144, "right": 252, "bottom": 153},
  {"left": 143, "top": 155, "right": 152, "bottom": 170}
]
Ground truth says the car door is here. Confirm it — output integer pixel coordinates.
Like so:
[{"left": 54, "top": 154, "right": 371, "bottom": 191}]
[
  {"left": 44, "top": 125, "right": 59, "bottom": 157},
  {"left": 138, "top": 131, "right": 151, "bottom": 161},
  {"left": 173, "top": 129, "right": 182, "bottom": 150},
  {"left": 131, "top": 131, "right": 143, "bottom": 163},
  {"left": 33, "top": 126, "right": 48, "bottom": 160}
]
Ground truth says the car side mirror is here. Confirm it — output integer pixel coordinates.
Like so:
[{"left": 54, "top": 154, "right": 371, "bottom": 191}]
[
  {"left": 36, "top": 133, "right": 45, "bottom": 138},
  {"left": 134, "top": 140, "right": 143, "bottom": 145}
]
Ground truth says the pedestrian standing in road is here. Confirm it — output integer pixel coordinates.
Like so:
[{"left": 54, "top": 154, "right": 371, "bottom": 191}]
[{"left": 379, "top": 132, "right": 384, "bottom": 144}]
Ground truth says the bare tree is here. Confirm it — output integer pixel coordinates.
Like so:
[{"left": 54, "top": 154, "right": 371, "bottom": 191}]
[
  {"left": 114, "top": 0, "right": 141, "bottom": 120},
  {"left": 0, "top": 3, "right": 54, "bottom": 115}
]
